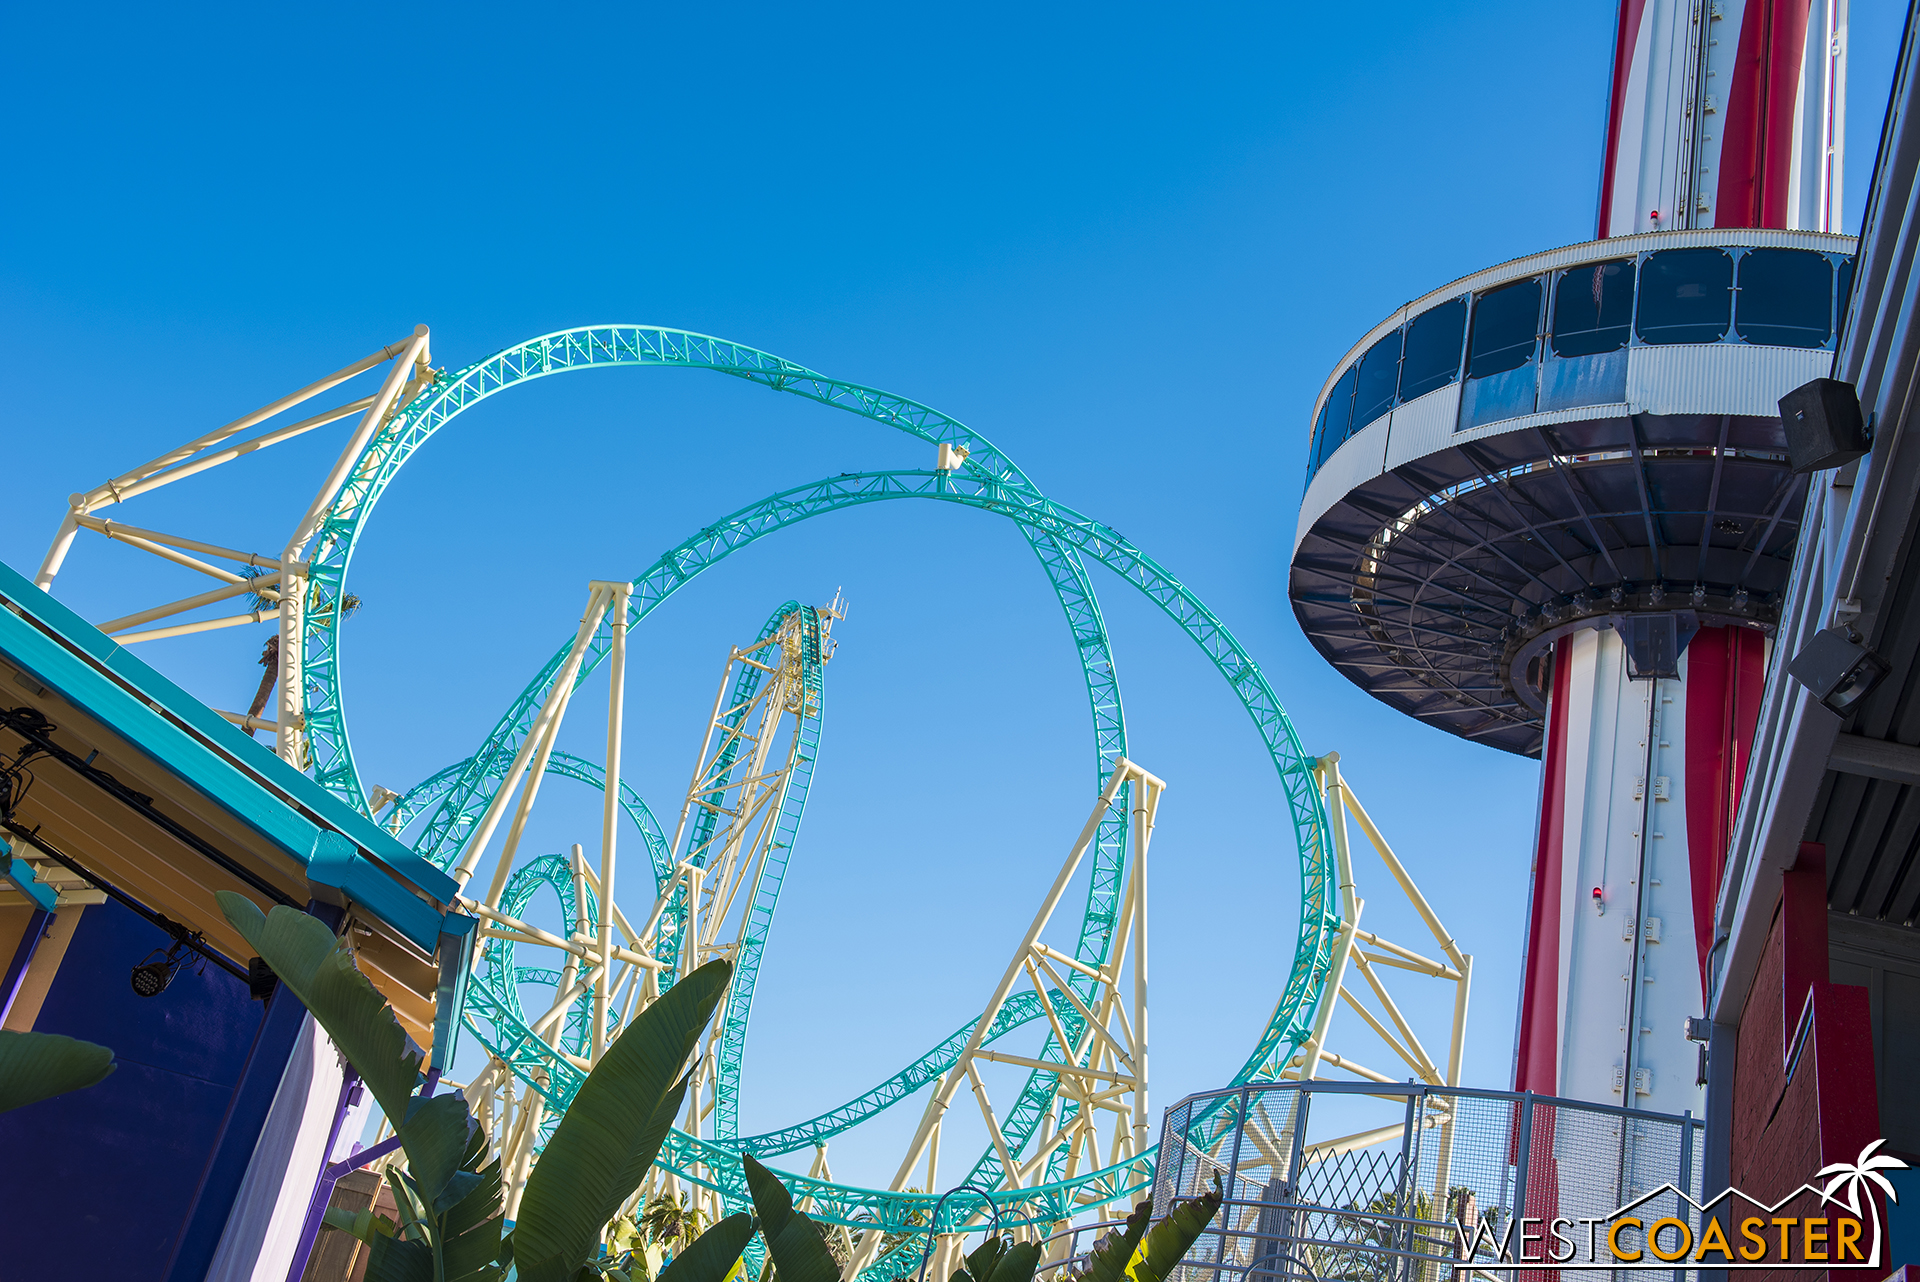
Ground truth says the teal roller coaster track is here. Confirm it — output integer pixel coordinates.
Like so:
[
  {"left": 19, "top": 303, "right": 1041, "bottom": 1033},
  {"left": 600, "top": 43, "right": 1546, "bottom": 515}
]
[{"left": 289, "top": 327, "right": 1335, "bottom": 1266}]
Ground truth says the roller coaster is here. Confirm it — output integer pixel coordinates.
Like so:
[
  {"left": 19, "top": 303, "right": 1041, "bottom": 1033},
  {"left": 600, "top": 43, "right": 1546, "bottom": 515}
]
[{"left": 33, "top": 326, "right": 1471, "bottom": 1278}]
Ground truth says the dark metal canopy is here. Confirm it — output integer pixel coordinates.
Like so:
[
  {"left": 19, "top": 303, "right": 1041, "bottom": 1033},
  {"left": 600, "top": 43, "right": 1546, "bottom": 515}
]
[{"left": 1291, "top": 408, "right": 1802, "bottom": 757}]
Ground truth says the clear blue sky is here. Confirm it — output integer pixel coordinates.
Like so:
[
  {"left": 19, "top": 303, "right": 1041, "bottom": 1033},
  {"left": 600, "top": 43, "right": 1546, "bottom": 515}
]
[{"left": 1, "top": 2, "right": 1904, "bottom": 1184}]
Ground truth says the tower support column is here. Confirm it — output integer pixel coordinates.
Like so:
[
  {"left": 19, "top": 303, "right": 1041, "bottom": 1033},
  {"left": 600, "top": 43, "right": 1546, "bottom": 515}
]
[{"left": 1513, "top": 622, "right": 1764, "bottom": 1116}]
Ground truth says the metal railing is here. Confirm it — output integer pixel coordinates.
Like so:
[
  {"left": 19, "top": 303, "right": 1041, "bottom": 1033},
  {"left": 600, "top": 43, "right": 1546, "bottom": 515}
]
[{"left": 1153, "top": 1080, "right": 1704, "bottom": 1282}]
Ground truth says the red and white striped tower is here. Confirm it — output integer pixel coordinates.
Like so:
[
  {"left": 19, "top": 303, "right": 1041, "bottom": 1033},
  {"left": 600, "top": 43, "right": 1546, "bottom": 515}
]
[
  {"left": 1600, "top": 0, "right": 1847, "bottom": 238},
  {"left": 1288, "top": 0, "right": 1851, "bottom": 1123},
  {"left": 1516, "top": 0, "right": 1847, "bottom": 1116}
]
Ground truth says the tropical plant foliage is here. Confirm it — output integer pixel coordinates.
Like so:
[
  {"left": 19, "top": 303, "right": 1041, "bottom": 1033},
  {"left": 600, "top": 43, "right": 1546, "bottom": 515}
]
[
  {"left": 220, "top": 892, "right": 505, "bottom": 1282},
  {"left": 215, "top": 892, "right": 750, "bottom": 1282},
  {"left": 1132, "top": 1177, "right": 1224, "bottom": 1282},
  {"left": 0, "top": 1028, "right": 114, "bottom": 1114},
  {"left": 642, "top": 1193, "right": 712, "bottom": 1252},
  {"left": 1062, "top": 1200, "right": 1152, "bottom": 1282},
  {"left": 947, "top": 1232, "right": 1041, "bottom": 1282},
  {"left": 217, "top": 891, "right": 1225, "bottom": 1282},
  {"left": 1061, "top": 1177, "right": 1222, "bottom": 1282},
  {"left": 745, "top": 1153, "right": 845, "bottom": 1282}
]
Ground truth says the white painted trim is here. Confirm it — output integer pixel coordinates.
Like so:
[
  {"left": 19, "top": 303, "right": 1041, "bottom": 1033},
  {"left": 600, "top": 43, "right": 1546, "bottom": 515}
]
[{"left": 1295, "top": 411, "right": 1392, "bottom": 555}]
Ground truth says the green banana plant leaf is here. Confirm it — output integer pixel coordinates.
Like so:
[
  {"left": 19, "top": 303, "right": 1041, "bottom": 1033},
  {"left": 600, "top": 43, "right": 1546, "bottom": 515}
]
[
  {"left": 214, "top": 892, "right": 420, "bottom": 1123},
  {"left": 955, "top": 1236, "right": 1006, "bottom": 1282},
  {"left": 217, "top": 892, "right": 504, "bottom": 1279},
  {"left": 323, "top": 1205, "right": 399, "bottom": 1245},
  {"left": 401, "top": 1091, "right": 479, "bottom": 1208},
  {"left": 952, "top": 1236, "right": 1040, "bottom": 1282},
  {"left": 512, "top": 959, "right": 733, "bottom": 1282},
  {"left": 657, "top": 1212, "right": 757, "bottom": 1282},
  {"left": 0, "top": 1028, "right": 114, "bottom": 1114},
  {"left": 985, "top": 1242, "right": 1041, "bottom": 1282},
  {"left": 439, "top": 1155, "right": 507, "bottom": 1282},
  {"left": 1128, "top": 1177, "right": 1222, "bottom": 1282},
  {"left": 365, "top": 1232, "right": 434, "bottom": 1282},
  {"left": 744, "top": 1154, "right": 841, "bottom": 1282},
  {"left": 1071, "top": 1201, "right": 1151, "bottom": 1282}
]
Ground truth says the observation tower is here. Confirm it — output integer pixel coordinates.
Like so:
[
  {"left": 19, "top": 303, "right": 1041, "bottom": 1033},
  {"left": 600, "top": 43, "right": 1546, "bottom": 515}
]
[{"left": 1289, "top": 0, "right": 1851, "bottom": 1117}]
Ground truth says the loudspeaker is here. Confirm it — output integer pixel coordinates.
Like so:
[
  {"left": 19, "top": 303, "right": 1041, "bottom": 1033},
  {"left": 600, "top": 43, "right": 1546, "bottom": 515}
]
[{"left": 1779, "top": 377, "right": 1868, "bottom": 474}]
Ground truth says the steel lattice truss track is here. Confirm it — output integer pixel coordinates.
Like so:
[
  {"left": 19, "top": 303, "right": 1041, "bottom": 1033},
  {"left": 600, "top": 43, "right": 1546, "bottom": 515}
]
[{"left": 284, "top": 327, "right": 1334, "bottom": 1266}]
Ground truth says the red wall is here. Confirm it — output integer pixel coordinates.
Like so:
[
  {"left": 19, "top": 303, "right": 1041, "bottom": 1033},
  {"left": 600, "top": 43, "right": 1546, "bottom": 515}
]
[{"left": 1729, "top": 844, "right": 1887, "bottom": 1280}]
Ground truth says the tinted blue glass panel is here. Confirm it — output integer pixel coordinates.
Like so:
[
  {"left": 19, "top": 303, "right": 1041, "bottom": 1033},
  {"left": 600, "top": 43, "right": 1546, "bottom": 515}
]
[
  {"left": 1468, "top": 278, "right": 1541, "bottom": 379},
  {"left": 1551, "top": 259, "right": 1635, "bottom": 357},
  {"left": 1458, "top": 364, "right": 1539, "bottom": 430},
  {"left": 1400, "top": 298, "right": 1466, "bottom": 401},
  {"left": 1637, "top": 248, "right": 1733, "bottom": 344},
  {"left": 1311, "top": 364, "right": 1357, "bottom": 474},
  {"left": 1352, "top": 331, "right": 1403, "bottom": 430},
  {"left": 1735, "top": 249, "right": 1832, "bottom": 348},
  {"left": 1540, "top": 347, "right": 1627, "bottom": 412}
]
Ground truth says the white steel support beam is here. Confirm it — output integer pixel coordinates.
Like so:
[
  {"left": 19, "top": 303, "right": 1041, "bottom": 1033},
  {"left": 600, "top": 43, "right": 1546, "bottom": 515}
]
[
  {"left": 841, "top": 758, "right": 1164, "bottom": 1282},
  {"left": 455, "top": 583, "right": 613, "bottom": 893},
  {"left": 1291, "top": 750, "right": 1477, "bottom": 1197},
  {"left": 33, "top": 336, "right": 418, "bottom": 592},
  {"left": 114, "top": 609, "right": 279, "bottom": 644},
  {"left": 278, "top": 326, "right": 431, "bottom": 765},
  {"left": 74, "top": 516, "right": 300, "bottom": 573},
  {"left": 100, "top": 574, "right": 281, "bottom": 635},
  {"left": 594, "top": 581, "right": 631, "bottom": 1062}
]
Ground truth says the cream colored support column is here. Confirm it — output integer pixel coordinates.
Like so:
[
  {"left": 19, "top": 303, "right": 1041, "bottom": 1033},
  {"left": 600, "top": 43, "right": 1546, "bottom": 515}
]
[
  {"left": 892, "top": 764, "right": 1129, "bottom": 1183},
  {"left": 1337, "top": 782, "right": 1470, "bottom": 974},
  {"left": 95, "top": 338, "right": 416, "bottom": 514},
  {"left": 1431, "top": 952, "right": 1474, "bottom": 1201},
  {"left": 1298, "top": 754, "right": 1362, "bottom": 1081},
  {"left": 667, "top": 655, "right": 741, "bottom": 861},
  {"left": 100, "top": 574, "right": 282, "bottom": 635},
  {"left": 34, "top": 510, "right": 81, "bottom": 591},
  {"left": 681, "top": 866, "right": 704, "bottom": 984},
  {"left": 36, "top": 333, "right": 418, "bottom": 593},
  {"left": 504, "top": 1092, "right": 546, "bottom": 1220},
  {"left": 454, "top": 583, "right": 611, "bottom": 893},
  {"left": 277, "top": 326, "right": 431, "bottom": 767},
  {"left": 485, "top": 650, "right": 592, "bottom": 908},
  {"left": 275, "top": 566, "right": 306, "bottom": 766},
  {"left": 594, "top": 581, "right": 631, "bottom": 1060},
  {"left": 843, "top": 761, "right": 1152, "bottom": 1282},
  {"left": 1128, "top": 773, "right": 1156, "bottom": 1156},
  {"left": 1445, "top": 954, "right": 1472, "bottom": 1087},
  {"left": 923, "top": 1081, "right": 942, "bottom": 1193}
]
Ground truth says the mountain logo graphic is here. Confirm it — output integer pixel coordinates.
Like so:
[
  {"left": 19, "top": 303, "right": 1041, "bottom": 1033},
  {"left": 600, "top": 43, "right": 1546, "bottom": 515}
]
[{"left": 1454, "top": 1140, "right": 1907, "bottom": 1271}]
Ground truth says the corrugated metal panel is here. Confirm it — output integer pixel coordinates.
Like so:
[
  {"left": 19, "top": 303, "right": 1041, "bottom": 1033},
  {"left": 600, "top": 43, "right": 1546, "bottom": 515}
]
[
  {"left": 1308, "top": 228, "right": 1856, "bottom": 419},
  {"left": 1451, "top": 400, "right": 1634, "bottom": 449},
  {"left": 1295, "top": 413, "right": 1390, "bottom": 554},
  {"left": 1625, "top": 344, "right": 1834, "bottom": 416},
  {"left": 1381, "top": 381, "right": 1462, "bottom": 470}
]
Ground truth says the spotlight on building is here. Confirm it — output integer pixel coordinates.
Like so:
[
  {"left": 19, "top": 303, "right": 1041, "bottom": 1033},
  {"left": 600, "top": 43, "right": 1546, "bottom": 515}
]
[
  {"left": 130, "top": 938, "right": 194, "bottom": 998},
  {"left": 1780, "top": 378, "right": 1870, "bottom": 474},
  {"left": 130, "top": 951, "right": 179, "bottom": 997},
  {"left": 1787, "top": 625, "right": 1890, "bottom": 715}
]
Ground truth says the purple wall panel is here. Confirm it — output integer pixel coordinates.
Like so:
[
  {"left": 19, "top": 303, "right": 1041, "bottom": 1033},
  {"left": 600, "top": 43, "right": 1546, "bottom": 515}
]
[{"left": 0, "top": 898, "right": 278, "bottom": 1282}]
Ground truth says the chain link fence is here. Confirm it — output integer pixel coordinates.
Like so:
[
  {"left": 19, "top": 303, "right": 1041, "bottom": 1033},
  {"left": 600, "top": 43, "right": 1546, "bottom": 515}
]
[{"left": 1153, "top": 1081, "right": 1705, "bottom": 1282}]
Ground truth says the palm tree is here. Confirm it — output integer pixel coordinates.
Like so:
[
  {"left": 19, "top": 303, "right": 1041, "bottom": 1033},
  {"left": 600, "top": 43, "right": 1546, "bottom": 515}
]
[
  {"left": 1817, "top": 1138, "right": 1906, "bottom": 1262},
  {"left": 643, "top": 1192, "right": 712, "bottom": 1250}
]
